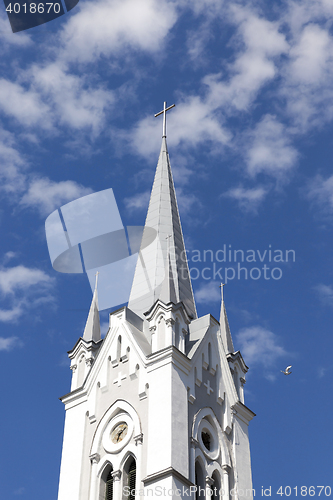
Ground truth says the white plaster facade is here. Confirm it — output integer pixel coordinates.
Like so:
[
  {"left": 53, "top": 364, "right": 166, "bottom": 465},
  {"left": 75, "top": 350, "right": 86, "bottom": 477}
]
[{"left": 57, "top": 136, "right": 255, "bottom": 500}]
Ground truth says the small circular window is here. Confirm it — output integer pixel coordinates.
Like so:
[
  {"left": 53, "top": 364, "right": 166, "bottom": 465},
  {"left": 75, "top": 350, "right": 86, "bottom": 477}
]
[
  {"left": 198, "top": 419, "right": 219, "bottom": 460},
  {"left": 201, "top": 431, "right": 211, "bottom": 451}
]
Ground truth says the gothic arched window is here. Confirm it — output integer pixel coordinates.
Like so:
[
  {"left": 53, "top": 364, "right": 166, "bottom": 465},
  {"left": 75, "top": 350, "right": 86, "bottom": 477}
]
[
  {"left": 105, "top": 469, "right": 113, "bottom": 500},
  {"left": 211, "top": 471, "right": 221, "bottom": 500},
  {"left": 123, "top": 456, "right": 136, "bottom": 500},
  {"left": 195, "top": 460, "right": 205, "bottom": 500}
]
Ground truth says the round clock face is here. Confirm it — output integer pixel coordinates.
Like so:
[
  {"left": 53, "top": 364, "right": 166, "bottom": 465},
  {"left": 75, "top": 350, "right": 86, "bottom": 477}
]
[{"left": 110, "top": 422, "right": 128, "bottom": 444}]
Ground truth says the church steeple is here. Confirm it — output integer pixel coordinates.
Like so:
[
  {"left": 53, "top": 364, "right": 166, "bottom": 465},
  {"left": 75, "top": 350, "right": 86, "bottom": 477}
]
[
  {"left": 128, "top": 104, "right": 197, "bottom": 319},
  {"left": 57, "top": 107, "right": 255, "bottom": 500}
]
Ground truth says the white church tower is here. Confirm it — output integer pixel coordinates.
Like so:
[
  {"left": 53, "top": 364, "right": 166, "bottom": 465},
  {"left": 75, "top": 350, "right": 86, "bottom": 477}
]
[{"left": 57, "top": 103, "right": 255, "bottom": 500}]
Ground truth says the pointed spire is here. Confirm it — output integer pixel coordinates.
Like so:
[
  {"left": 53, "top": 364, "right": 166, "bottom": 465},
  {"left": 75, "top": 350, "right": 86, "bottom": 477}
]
[
  {"left": 128, "top": 136, "right": 197, "bottom": 319},
  {"left": 219, "top": 284, "right": 234, "bottom": 354},
  {"left": 83, "top": 272, "right": 101, "bottom": 342}
]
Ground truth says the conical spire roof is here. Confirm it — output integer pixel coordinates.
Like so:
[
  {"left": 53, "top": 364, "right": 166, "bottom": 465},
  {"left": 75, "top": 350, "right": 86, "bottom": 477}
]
[
  {"left": 83, "top": 277, "right": 101, "bottom": 342},
  {"left": 128, "top": 137, "right": 197, "bottom": 319},
  {"left": 219, "top": 285, "right": 234, "bottom": 354}
]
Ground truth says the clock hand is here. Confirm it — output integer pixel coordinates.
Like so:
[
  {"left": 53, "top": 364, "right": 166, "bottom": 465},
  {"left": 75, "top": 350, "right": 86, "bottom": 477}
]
[{"left": 116, "top": 428, "right": 124, "bottom": 442}]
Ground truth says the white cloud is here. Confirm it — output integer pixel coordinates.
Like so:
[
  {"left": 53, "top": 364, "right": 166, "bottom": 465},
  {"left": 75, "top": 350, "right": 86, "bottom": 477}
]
[
  {"left": 0, "top": 264, "right": 55, "bottom": 323},
  {"left": 0, "top": 127, "right": 92, "bottom": 215},
  {"left": 124, "top": 191, "right": 150, "bottom": 212},
  {"left": 0, "top": 128, "right": 27, "bottom": 195},
  {"left": 129, "top": 8, "right": 288, "bottom": 161},
  {"left": 0, "top": 13, "right": 32, "bottom": 47},
  {"left": 3, "top": 251, "right": 17, "bottom": 263},
  {"left": 236, "top": 325, "right": 288, "bottom": 378},
  {"left": 203, "top": 8, "right": 289, "bottom": 113},
  {"left": 245, "top": 115, "right": 298, "bottom": 179},
  {"left": 282, "top": 7, "right": 333, "bottom": 130},
  {"left": 0, "top": 306, "right": 24, "bottom": 322},
  {"left": 29, "top": 62, "right": 114, "bottom": 133},
  {"left": 288, "top": 24, "right": 332, "bottom": 86},
  {"left": 0, "top": 79, "right": 51, "bottom": 128},
  {"left": 314, "top": 284, "right": 333, "bottom": 305},
  {"left": 0, "top": 0, "right": 178, "bottom": 138},
  {"left": 0, "top": 265, "right": 53, "bottom": 295},
  {"left": 58, "top": 0, "right": 178, "bottom": 64},
  {"left": 224, "top": 185, "right": 268, "bottom": 213},
  {"left": 0, "top": 336, "right": 21, "bottom": 351},
  {"left": 194, "top": 281, "right": 221, "bottom": 304},
  {"left": 175, "top": 187, "right": 201, "bottom": 217},
  {"left": 305, "top": 174, "right": 333, "bottom": 215},
  {"left": 20, "top": 177, "right": 92, "bottom": 216}
]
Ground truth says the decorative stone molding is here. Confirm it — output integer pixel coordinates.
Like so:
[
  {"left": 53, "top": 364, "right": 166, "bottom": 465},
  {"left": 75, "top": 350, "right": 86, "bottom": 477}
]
[
  {"left": 165, "top": 318, "right": 175, "bottom": 327},
  {"left": 224, "top": 425, "right": 232, "bottom": 435},
  {"left": 86, "top": 357, "right": 93, "bottom": 367},
  {"left": 139, "top": 383, "right": 149, "bottom": 400},
  {"left": 217, "top": 394, "right": 224, "bottom": 406},
  {"left": 204, "top": 380, "right": 214, "bottom": 395},
  {"left": 188, "top": 393, "right": 196, "bottom": 404},
  {"left": 190, "top": 437, "right": 198, "bottom": 448},
  {"left": 111, "top": 470, "right": 122, "bottom": 481},
  {"left": 89, "top": 453, "right": 100, "bottom": 464},
  {"left": 134, "top": 433, "right": 144, "bottom": 445},
  {"left": 202, "top": 360, "right": 209, "bottom": 371},
  {"left": 89, "top": 414, "right": 97, "bottom": 424},
  {"left": 149, "top": 326, "right": 157, "bottom": 332},
  {"left": 206, "top": 476, "right": 214, "bottom": 487},
  {"left": 240, "top": 377, "right": 246, "bottom": 386},
  {"left": 143, "top": 467, "right": 193, "bottom": 487},
  {"left": 182, "top": 328, "right": 187, "bottom": 336},
  {"left": 70, "top": 364, "right": 77, "bottom": 373},
  {"left": 222, "top": 464, "right": 231, "bottom": 474}
]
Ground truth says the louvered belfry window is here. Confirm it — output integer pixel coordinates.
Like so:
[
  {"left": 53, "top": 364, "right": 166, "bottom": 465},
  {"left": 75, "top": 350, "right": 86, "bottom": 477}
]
[
  {"left": 105, "top": 469, "right": 113, "bottom": 500},
  {"left": 128, "top": 459, "right": 136, "bottom": 500}
]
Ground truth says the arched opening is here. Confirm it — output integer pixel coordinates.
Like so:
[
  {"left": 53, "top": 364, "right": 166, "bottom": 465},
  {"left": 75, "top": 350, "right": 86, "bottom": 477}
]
[
  {"left": 105, "top": 469, "right": 114, "bottom": 500},
  {"left": 211, "top": 471, "right": 221, "bottom": 500},
  {"left": 100, "top": 464, "right": 113, "bottom": 500},
  {"left": 157, "top": 316, "right": 165, "bottom": 350},
  {"left": 195, "top": 460, "right": 205, "bottom": 500},
  {"left": 175, "top": 318, "right": 180, "bottom": 349},
  {"left": 123, "top": 456, "right": 136, "bottom": 500},
  {"left": 77, "top": 354, "right": 86, "bottom": 387},
  {"left": 233, "top": 367, "right": 240, "bottom": 398}
]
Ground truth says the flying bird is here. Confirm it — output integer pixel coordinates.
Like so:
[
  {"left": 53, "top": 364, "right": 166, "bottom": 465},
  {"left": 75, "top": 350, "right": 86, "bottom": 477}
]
[{"left": 281, "top": 365, "right": 292, "bottom": 375}]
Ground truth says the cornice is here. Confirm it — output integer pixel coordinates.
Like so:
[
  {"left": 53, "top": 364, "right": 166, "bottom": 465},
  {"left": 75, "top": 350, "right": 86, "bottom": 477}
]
[
  {"left": 231, "top": 401, "right": 256, "bottom": 424},
  {"left": 144, "top": 299, "right": 191, "bottom": 324},
  {"left": 68, "top": 337, "right": 103, "bottom": 359},
  {"left": 142, "top": 467, "right": 193, "bottom": 487},
  {"left": 227, "top": 350, "right": 249, "bottom": 373},
  {"left": 146, "top": 344, "right": 191, "bottom": 374}
]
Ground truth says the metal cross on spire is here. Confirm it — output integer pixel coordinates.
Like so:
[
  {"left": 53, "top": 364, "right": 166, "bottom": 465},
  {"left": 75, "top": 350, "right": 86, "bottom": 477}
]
[
  {"left": 155, "top": 101, "right": 175, "bottom": 138},
  {"left": 219, "top": 282, "right": 226, "bottom": 302}
]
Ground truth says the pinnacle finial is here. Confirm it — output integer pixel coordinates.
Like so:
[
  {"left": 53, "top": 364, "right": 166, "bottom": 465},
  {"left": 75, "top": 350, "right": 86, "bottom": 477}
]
[
  {"left": 94, "top": 271, "right": 99, "bottom": 291},
  {"left": 155, "top": 101, "right": 175, "bottom": 138},
  {"left": 219, "top": 282, "right": 226, "bottom": 302}
]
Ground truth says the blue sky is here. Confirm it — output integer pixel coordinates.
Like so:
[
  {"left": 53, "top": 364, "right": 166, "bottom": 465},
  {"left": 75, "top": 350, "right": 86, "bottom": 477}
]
[{"left": 0, "top": 0, "right": 333, "bottom": 498}]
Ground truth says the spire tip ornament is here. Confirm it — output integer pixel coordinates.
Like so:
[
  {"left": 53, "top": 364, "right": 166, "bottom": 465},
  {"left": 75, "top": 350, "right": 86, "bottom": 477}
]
[{"left": 155, "top": 101, "right": 175, "bottom": 138}]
